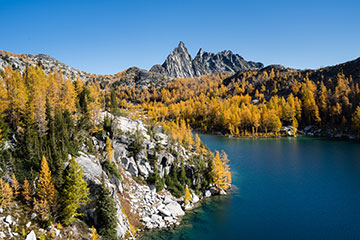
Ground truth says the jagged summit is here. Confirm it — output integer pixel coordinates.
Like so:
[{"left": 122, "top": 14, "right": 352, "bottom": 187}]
[{"left": 150, "top": 42, "right": 264, "bottom": 78}]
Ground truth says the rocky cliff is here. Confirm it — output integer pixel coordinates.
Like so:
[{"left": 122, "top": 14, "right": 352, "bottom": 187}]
[
  {"left": 150, "top": 41, "right": 264, "bottom": 78},
  {"left": 0, "top": 111, "right": 220, "bottom": 239},
  {"left": 75, "top": 112, "right": 217, "bottom": 238}
]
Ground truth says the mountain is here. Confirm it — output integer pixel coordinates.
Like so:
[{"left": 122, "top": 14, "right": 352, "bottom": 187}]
[
  {"left": 0, "top": 50, "right": 171, "bottom": 89},
  {"left": 150, "top": 41, "right": 264, "bottom": 78},
  {"left": 0, "top": 50, "right": 91, "bottom": 81},
  {"left": 223, "top": 57, "right": 360, "bottom": 87}
]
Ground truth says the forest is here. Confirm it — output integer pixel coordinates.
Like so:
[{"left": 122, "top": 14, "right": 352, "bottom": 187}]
[
  {"left": 114, "top": 67, "right": 360, "bottom": 137},
  {"left": 0, "top": 56, "right": 359, "bottom": 239},
  {"left": 0, "top": 65, "right": 231, "bottom": 239}
]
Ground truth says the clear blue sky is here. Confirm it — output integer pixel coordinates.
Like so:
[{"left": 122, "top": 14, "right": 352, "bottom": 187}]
[{"left": 1, "top": 0, "right": 359, "bottom": 74}]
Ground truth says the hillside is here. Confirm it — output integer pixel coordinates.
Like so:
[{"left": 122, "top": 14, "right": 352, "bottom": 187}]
[
  {"left": 1, "top": 46, "right": 360, "bottom": 239},
  {"left": 0, "top": 63, "right": 231, "bottom": 239}
]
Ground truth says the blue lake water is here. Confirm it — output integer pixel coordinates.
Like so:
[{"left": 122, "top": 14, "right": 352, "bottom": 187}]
[{"left": 140, "top": 136, "right": 360, "bottom": 240}]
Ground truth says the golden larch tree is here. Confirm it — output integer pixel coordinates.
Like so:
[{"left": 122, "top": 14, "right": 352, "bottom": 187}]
[
  {"left": 212, "top": 150, "right": 231, "bottom": 191},
  {"left": 37, "top": 156, "right": 58, "bottom": 212},
  {"left": 22, "top": 179, "right": 32, "bottom": 204},
  {"left": 106, "top": 136, "right": 113, "bottom": 163},
  {"left": 0, "top": 178, "right": 13, "bottom": 209},
  {"left": 11, "top": 173, "right": 20, "bottom": 196},
  {"left": 184, "top": 186, "right": 192, "bottom": 205}
]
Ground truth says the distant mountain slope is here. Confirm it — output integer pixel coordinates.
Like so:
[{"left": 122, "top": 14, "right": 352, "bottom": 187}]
[
  {"left": 223, "top": 57, "right": 360, "bottom": 87},
  {"left": 150, "top": 41, "right": 263, "bottom": 78},
  {"left": 0, "top": 50, "right": 171, "bottom": 89},
  {"left": 0, "top": 50, "right": 91, "bottom": 81}
]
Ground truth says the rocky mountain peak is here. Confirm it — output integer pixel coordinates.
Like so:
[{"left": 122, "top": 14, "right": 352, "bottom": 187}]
[
  {"left": 150, "top": 42, "right": 264, "bottom": 79},
  {"left": 150, "top": 41, "right": 195, "bottom": 78}
]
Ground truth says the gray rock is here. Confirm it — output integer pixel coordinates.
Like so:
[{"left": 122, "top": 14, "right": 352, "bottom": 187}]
[
  {"left": 205, "top": 190, "right": 211, "bottom": 198},
  {"left": 157, "top": 152, "right": 175, "bottom": 177},
  {"left": 75, "top": 152, "right": 103, "bottom": 184},
  {"left": 163, "top": 195, "right": 173, "bottom": 204},
  {"left": 150, "top": 41, "right": 263, "bottom": 79},
  {"left": 141, "top": 216, "right": 152, "bottom": 223},
  {"left": 137, "top": 159, "right": 152, "bottom": 178},
  {"left": 166, "top": 202, "right": 185, "bottom": 217},
  {"left": 128, "top": 157, "right": 139, "bottom": 177},
  {"left": 25, "top": 230, "right": 36, "bottom": 240},
  {"left": 192, "top": 194, "right": 200, "bottom": 204},
  {"left": 158, "top": 207, "right": 172, "bottom": 217},
  {"left": 150, "top": 41, "right": 195, "bottom": 79},
  {"left": 5, "top": 215, "right": 14, "bottom": 225},
  {"left": 193, "top": 48, "right": 263, "bottom": 76}
]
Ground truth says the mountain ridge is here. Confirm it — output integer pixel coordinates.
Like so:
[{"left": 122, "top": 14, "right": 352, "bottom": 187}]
[{"left": 150, "top": 41, "right": 264, "bottom": 78}]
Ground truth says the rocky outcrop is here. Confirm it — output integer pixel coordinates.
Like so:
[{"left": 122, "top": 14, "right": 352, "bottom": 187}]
[
  {"left": 70, "top": 111, "right": 213, "bottom": 238},
  {"left": 150, "top": 41, "right": 263, "bottom": 78},
  {"left": 0, "top": 51, "right": 171, "bottom": 89},
  {"left": 150, "top": 41, "right": 195, "bottom": 78},
  {"left": 193, "top": 48, "right": 263, "bottom": 76},
  {"left": 0, "top": 51, "right": 91, "bottom": 82}
]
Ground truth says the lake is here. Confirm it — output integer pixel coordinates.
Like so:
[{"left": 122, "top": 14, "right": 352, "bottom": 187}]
[{"left": 140, "top": 136, "right": 360, "bottom": 240}]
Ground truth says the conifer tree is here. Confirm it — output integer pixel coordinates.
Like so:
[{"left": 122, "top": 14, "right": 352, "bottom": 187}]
[
  {"left": 61, "top": 157, "right": 90, "bottom": 225},
  {"left": 0, "top": 178, "right": 13, "bottom": 209},
  {"left": 110, "top": 89, "right": 119, "bottom": 115},
  {"left": 194, "top": 134, "right": 201, "bottom": 153},
  {"left": 95, "top": 178, "right": 118, "bottom": 240},
  {"left": 352, "top": 106, "right": 360, "bottom": 134},
  {"left": 184, "top": 186, "right": 192, "bottom": 205},
  {"left": 11, "top": 173, "right": 20, "bottom": 196},
  {"left": 36, "top": 156, "right": 57, "bottom": 219},
  {"left": 91, "top": 226, "right": 99, "bottom": 240},
  {"left": 106, "top": 136, "right": 113, "bottom": 163},
  {"left": 212, "top": 150, "right": 231, "bottom": 191},
  {"left": 22, "top": 179, "right": 32, "bottom": 204}
]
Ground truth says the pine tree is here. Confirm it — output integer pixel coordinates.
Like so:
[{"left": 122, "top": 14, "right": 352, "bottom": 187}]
[
  {"left": 110, "top": 89, "right": 119, "bottom": 115},
  {"left": 95, "top": 178, "right": 118, "bottom": 240},
  {"left": 61, "top": 157, "right": 90, "bottom": 225}
]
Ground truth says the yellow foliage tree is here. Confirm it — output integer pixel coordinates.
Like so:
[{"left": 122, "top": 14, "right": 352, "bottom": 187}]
[
  {"left": 194, "top": 134, "right": 201, "bottom": 153},
  {"left": 61, "top": 78, "right": 77, "bottom": 114},
  {"left": 11, "top": 173, "right": 20, "bottom": 196},
  {"left": 91, "top": 226, "right": 99, "bottom": 240},
  {"left": 184, "top": 186, "right": 192, "bottom": 205},
  {"left": 106, "top": 136, "right": 113, "bottom": 163},
  {"left": 22, "top": 179, "right": 32, "bottom": 204},
  {"left": 0, "top": 178, "right": 13, "bottom": 209},
  {"left": 36, "top": 156, "right": 57, "bottom": 219},
  {"left": 212, "top": 150, "right": 231, "bottom": 191}
]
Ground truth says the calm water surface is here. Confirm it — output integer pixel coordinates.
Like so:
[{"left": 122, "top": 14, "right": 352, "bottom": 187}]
[{"left": 140, "top": 136, "right": 360, "bottom": 240}]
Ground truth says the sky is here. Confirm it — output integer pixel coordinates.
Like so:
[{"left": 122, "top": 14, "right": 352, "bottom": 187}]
[{"left": 1, "top": 0, "right": 359, "bottom": 74}]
